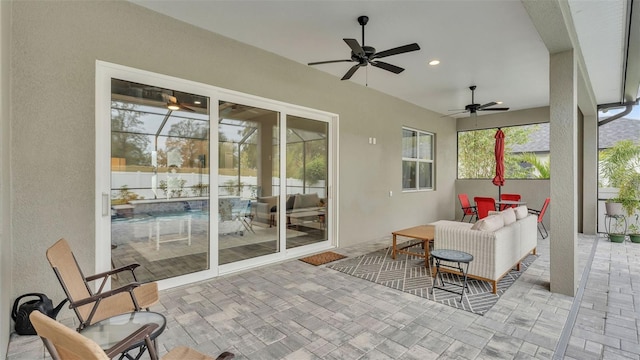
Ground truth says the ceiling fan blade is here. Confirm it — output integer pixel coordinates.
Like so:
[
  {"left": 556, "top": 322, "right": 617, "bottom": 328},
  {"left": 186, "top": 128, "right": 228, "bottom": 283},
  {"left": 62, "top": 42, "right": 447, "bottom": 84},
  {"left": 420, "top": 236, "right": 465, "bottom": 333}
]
[
  {"left": 344, "top": 38, "right": 365, "bottom": 57},
  {"left": 372, "top": 43, "right": 420, "bottom": 59},
  {"left": 308, "top": 59, "right": 353, "bottom": 66},
  {"left": 441, "top": 110, "right": 469, "bottom": 118},
  {"left": 479, "top": 107, "right": 510, "bottom": 111},
  {"left": 477, "top": 102, "right": 498, "bottom": 110},
  {"left": 370, "top": 61, "right": 404, "bottom": 74},
  {"left": 341, "top": 64, "right": 361, "bottom": 80}
]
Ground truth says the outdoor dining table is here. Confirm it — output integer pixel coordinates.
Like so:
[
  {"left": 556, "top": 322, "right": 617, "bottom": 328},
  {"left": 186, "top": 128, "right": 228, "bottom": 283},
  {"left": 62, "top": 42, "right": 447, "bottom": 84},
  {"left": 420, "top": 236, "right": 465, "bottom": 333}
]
[{"left": 495, "top": 199, "right": 526, "bottom": 207}]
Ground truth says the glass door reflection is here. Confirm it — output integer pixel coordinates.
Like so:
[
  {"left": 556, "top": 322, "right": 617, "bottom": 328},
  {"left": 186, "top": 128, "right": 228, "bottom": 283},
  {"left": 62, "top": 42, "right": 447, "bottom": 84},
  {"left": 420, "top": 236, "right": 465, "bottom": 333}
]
[
  {"left": 285, "top": 115, "right": 329, "bottom": 248},
  {"left": 110, "top": 79, "right": 210, "bottom": 286},
  {"left": 218, "top": 101, "right": 281, "bottom": 264}
]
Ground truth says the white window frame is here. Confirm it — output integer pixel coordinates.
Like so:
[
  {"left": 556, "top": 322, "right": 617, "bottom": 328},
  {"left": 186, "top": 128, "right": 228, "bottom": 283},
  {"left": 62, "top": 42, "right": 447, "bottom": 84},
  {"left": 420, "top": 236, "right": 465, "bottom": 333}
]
[{"left": 402, "top": 126, "right": 434, "bottom": 191}]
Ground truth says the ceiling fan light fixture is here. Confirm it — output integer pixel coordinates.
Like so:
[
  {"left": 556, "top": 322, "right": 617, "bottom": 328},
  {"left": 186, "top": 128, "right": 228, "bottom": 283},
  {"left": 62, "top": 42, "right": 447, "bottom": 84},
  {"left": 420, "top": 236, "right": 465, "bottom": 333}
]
[
  {"left": 167, "top": 102, "right": 180, "bottom": 111},
  {"left": 428, "top": 59, "right": 440, "bottom": 66}
]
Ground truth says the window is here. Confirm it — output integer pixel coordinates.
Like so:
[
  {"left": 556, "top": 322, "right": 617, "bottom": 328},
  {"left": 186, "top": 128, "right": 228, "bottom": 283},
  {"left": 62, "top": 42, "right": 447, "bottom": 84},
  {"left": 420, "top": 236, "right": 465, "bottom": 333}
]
[
  {"left": 457, "top": 123, "right": 549, "bottom": 179},
  {"left": 402, "top": 127, "right": 434, "bottom": 191}
]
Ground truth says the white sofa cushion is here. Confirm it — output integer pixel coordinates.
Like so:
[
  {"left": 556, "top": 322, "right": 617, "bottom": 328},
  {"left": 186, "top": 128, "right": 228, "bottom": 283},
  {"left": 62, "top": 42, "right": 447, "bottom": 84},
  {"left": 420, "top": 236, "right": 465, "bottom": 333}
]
[
  {"left": 471, "top": 214, "right": 504, "bottom": 232},
  {"left": 514, "top": 205, "right": 528, "bottom": 220},
  {"left": 488, "top": 207, "right": 517, "bottom": 226}
]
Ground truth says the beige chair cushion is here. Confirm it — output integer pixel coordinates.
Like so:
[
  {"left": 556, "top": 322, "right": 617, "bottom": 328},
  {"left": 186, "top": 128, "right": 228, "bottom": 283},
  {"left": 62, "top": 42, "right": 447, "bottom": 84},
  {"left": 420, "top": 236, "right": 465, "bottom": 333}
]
[{"left": 30, "top": 311, "right": 109, "bottom": 360}]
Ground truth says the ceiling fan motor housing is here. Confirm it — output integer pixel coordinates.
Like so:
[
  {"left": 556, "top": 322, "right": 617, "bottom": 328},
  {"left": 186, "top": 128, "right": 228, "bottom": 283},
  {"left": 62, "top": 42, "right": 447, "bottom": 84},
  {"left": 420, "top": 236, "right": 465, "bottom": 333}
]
[{"left": 351, "top": 46, "right": 376, "bottom": 62}]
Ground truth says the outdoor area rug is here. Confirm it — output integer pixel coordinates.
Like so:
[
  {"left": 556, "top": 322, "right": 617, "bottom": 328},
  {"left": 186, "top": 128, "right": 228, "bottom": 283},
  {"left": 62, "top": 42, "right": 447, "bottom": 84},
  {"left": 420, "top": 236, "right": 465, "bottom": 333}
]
[
  {"left": 327, "top": 242, "right": 537, "bottom": 315},
  {"left": 300, "top": 251, "right": 347, "bottom": 266}
]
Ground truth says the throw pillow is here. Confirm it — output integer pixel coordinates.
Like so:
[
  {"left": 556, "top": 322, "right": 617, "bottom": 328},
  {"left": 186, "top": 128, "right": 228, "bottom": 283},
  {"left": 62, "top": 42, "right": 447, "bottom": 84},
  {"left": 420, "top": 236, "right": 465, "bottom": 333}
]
[
  {"left": 488, "top": 208, "right": 516, "bottom": 226},
  {"left": 472, "top": 214, "right": 504, "bottom": 232},
  {"left": 471, "top": 219, "right": 484, "bottom": 230},
  {"left": 286, "top": 195, "right": 296, "bottom": 210},
  {"left": 514, "top": 205, "right": 528, "bottom": 219},
  {"left": 501, "top": 207, "right": 517, "bottom": 225}
]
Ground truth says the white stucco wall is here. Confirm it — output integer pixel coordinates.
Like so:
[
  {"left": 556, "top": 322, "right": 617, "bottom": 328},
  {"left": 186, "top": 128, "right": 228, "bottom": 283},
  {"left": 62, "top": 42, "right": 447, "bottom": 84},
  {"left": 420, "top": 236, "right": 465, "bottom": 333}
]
[
  {"left": 1, "top": 0, "right": 12, "bottom": 357},
  {"left": 8, "top": 1, "right": 457, "bottom": 311}
]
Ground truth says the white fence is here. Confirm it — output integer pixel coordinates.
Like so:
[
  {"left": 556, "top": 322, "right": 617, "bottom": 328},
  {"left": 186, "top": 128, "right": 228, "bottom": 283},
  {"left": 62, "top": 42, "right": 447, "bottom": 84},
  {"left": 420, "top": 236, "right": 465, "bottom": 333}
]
[{"left": 111, "top": 171, "right": 326, "bottom": 201}]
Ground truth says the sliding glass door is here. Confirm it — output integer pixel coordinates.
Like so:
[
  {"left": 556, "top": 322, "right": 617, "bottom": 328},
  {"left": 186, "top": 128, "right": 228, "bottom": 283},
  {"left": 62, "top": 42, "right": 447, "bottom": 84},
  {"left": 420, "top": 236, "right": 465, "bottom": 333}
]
[
  {"left": 97, "top": 62, "right": 335, "bottom": 289},
  {"left": 285, "top": 115, "right": 329, "bottom": 248},
  {"left": 218, "top": 101, "right": 281, "bottom": 264},
  {"left": 110, "top": 79, "right": 211, "bottom": 285}
]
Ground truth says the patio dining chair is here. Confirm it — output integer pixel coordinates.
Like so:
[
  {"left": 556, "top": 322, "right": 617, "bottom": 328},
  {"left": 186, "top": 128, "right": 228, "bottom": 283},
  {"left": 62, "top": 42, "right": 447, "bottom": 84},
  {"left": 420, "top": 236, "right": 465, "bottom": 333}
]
[
  {"left": 474, "top": 197, "right": 496, "bottom": 220},
  {"left": 457, "top": 194, "right": 477, "bottom": 222},
  {"left": 499, "top": 193, "right": 522, "bottom": 210},
  {"left": 528, "top": 197, "right": 550, "bottom": 239},
  {"left": 46, "top": 238, "right": 159, "bottom": 330},
  {"left": 29, "top": 311, "right": 235, "bottom": 360},
  {"left": 239, "top": 199, "right": 255, "bottom": 234}
]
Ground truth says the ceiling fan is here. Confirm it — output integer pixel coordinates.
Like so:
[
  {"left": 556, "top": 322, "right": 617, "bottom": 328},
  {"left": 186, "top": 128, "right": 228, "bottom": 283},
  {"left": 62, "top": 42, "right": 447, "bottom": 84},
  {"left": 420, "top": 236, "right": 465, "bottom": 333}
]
[
  {"left": 449, "top": 86, "right": 509, "bottom": 116},
  {"left": 308, "top": 15, "right": 420, "bottom": 80},
  {"left": 162, "top": 94, "right": 194, "bottom": 112}
]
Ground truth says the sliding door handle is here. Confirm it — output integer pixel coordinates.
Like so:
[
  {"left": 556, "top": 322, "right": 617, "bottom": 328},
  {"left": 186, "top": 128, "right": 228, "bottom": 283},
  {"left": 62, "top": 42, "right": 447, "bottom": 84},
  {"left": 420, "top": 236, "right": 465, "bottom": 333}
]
[{"left": 102, "top": 193, "right": 109, "bottom": 216}]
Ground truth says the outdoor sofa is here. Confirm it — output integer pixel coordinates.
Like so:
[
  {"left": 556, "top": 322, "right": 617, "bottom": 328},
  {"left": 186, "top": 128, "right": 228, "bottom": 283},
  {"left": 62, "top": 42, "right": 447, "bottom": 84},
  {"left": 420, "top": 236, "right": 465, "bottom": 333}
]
[
  {"left": 254, "top": 193, "right": 324, "bottom": 227},
  {"left": 431, "top": 206, "right": 537, "bottom": 293}
]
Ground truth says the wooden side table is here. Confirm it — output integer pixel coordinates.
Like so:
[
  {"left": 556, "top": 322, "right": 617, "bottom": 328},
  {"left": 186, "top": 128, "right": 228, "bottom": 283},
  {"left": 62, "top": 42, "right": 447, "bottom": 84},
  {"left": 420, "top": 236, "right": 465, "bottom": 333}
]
[{"left": 391, "top": 225, "right": 434, "bottom": 267}]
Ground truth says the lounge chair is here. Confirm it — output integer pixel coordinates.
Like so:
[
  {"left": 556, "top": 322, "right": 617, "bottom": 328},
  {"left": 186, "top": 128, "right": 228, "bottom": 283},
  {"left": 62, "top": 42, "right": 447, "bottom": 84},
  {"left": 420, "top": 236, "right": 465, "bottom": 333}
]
[
  {"left": 46, "top": 238, "right": 159, "bottom": 330},
  {"left": 29, "top": 311, "right": 235, "bottom": 360}
]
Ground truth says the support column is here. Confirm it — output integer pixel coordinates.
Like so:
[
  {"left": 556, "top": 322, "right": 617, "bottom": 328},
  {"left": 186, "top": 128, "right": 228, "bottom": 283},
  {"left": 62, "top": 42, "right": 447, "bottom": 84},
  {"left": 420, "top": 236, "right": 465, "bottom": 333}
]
[
  {"left": 550, "top": 50, "right": 578, "bottom": 296},
  {"left": 582, "top": 114, "right": 598, "bottom": 235}
]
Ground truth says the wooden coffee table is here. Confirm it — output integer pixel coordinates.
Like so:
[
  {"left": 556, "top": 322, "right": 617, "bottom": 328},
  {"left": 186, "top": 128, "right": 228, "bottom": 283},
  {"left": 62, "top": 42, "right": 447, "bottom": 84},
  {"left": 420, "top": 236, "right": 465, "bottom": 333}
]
[{"left": 391, "top": 225, "right": 434, "bottom": 266}]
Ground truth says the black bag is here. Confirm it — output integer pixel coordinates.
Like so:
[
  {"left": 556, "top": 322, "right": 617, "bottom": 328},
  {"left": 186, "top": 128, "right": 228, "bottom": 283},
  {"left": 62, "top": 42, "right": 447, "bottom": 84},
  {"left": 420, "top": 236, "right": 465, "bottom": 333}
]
[{"left": 11, "top": 293, "right": 67, "bottom": 335}]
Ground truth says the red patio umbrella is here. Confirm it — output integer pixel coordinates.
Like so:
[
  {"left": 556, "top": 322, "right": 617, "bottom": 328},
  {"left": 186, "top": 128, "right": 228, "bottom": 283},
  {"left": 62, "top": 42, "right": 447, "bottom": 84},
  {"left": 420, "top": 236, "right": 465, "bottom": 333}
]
[{"left": 492, "top": 128, "right": 505, "bottom": 198}]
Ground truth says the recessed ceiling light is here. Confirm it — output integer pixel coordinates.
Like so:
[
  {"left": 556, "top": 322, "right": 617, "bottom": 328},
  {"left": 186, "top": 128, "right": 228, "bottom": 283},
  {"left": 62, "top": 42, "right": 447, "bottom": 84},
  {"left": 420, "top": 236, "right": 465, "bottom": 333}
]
[
  {"left": 428, "top": 60, "right": 440, "bottom": 66},
  {"left": 497, "top": 101, "right": 503, "bottom": 105},
  {"left": 194, "top": 100, "right": 201, "bottom": 105}
]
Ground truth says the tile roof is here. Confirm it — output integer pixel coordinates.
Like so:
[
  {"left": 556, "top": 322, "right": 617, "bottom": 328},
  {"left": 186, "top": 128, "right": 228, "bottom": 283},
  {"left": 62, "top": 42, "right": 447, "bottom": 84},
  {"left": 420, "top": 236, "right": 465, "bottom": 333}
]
[
  {"left": 598, "top": 117, "right": 640, "bottom": 149},
  {"left": 506, "top": 117, "right": 640, "bottom": 153}
]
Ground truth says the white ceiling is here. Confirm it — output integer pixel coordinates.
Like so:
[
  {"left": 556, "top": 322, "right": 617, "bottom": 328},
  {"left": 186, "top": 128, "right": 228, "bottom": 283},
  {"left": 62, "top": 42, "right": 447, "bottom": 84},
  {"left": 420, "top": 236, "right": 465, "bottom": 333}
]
[{"left": 132, "top": 0, "right": 630, "bottom": 117}]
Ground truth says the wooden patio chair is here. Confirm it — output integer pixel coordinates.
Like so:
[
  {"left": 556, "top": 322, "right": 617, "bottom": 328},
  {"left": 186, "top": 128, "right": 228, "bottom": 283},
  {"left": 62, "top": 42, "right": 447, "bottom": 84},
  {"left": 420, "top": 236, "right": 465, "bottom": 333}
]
[
  {"left": 474, "top": 197, "right": 496, "bottom": 220},
  {"left": 458, "top": 194, "right": 477, "bottom": 222},
  {"left": 46, "top": 238, "right": 159, "bottom": 330},
  {"left": 528, "top": 197, "right": 550, "bottom": 239},
  {"left": 29, "top": 311, "right": 235, "bottom": 360}
]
